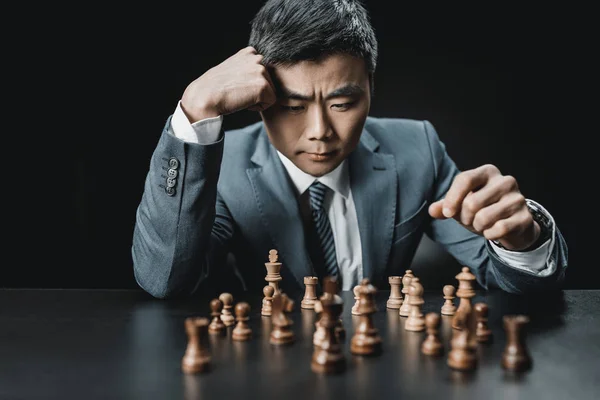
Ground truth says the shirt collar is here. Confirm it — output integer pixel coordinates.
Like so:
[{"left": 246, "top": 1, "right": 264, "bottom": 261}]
[{"left": 276, "top": 151, "right": 350, "bottom": 199}]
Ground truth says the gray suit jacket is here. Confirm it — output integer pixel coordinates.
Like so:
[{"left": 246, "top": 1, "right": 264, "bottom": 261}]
[{"left": 132, "top": 116, "right": 568, "bottom": 298}]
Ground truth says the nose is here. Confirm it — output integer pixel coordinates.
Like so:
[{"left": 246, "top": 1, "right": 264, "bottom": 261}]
[{"left": 306, "top": 106, "right": 333, "bottom": 141}]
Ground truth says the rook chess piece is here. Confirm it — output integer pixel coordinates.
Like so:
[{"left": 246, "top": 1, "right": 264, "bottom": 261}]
[
  {"left": 474, "top": 303, "right": 492, "bottom": 343},
  {"left": 387, "top": 276, "right": 403, "bottom": 309},
  {"left": 311, "top": 293, "right": 346, "bottom": 374},
  {"left": 219, "top": 292, "right": 236, "bottom": 327},
  {"left": 351, "top": 285, "right": 361, "bottom": 315},
  {"left": 502, "top": 315, "right": 532, "bottom": 372},
  {"left": 350, "top": 278, "right": 382, "bottom": 356},
  {"left": 182, "top": 317, "right": 211, "bottom": 374},
  {"left": 301, "top": 276, "right": 319, "bottom": 309},
  {"left": 399, "top": 270, "right": 414, "bottom": 317},
  {"left": 405, "top": 277, "right": 425, "bottom": 332},
  {"left": 264, "top": 249, "right": 282, "bottom": 295},
  {"left": 441, "top": 285, "right": 457, "bottom": 316},
  {"left": 232, "top": 302, "right": 252, "bottom": 341},
  {"left": 261, "top": 285, "right": 275, "bottom": 316},
  {"left": 208, "top": 298, "right": 226, "bottom": 335},
  {"left": 421, "top": 312, "right": 443, "bottom": 356},
  {"left": 270, "top": 293, "right": 295, "bottom": 345}
]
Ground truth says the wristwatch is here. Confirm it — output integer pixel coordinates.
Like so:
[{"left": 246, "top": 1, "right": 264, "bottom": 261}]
[{"left": 493, "top": 200, "right": 553, "bottom": 251}]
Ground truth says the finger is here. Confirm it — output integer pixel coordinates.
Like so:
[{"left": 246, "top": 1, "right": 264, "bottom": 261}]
[
  {"left": 482, "top": 209, "right": 532, "bottom": 241},
  {"left": 473, "top": 192, "right": 527, "bottom": 232},
  {"left": 456, "top": 175, "right": 516, "bottom": 226},
  {"left": 442, "top": 169, "right": 490, "bottom": 218},
  {"left": 428, "top": 199, "right": 447, "bottom": 219}
]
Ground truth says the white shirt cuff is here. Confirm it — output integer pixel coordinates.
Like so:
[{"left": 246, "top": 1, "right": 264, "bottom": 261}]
[
  {"left": 170, "top": 101, "right": 223, "bottom": 144},
  {"left": 488, "top": 199, "right": 557, "bottom": 277}
]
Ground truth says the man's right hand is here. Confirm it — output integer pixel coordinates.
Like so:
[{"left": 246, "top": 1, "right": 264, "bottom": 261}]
[{"left": 180, "top": 46, "right": 278, "bottom": 123}]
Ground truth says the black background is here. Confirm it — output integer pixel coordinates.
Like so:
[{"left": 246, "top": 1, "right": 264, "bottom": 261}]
[{"left": 8, "top": 1, "right": 587, "bottom": 290}]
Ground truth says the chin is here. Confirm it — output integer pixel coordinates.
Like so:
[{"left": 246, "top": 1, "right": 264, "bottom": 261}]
[{"left": 298, "top": 160, "right": 339, "bottom": 177}]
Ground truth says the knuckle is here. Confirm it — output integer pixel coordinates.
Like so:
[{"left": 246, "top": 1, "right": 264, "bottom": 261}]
[
  {"left": 502, "top": 175, "right": 518, "bottom": 189},
  {"left": 455, "top": 173, "right": 472, "bottom": 187},
  {"left": 495, "top": 220, "right": 510, "bottom": 236}
]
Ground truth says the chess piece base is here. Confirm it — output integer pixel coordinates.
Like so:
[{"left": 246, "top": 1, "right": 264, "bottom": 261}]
[
  {"left": 182, "top": 355, "right": 211, "bottom": 374},
  {"left": 405, "top": 319, "right": 425, "bottom": 332},
  {"left": 421, "top": 339, "right": 443, "bottom": 356},
  {"left": 447, "top": 349, "right": 477, "bottom": 370},
  {"left": 270, "top": 329, "right": 295, "bottom": 345},
  {"left": 232, "top": 327, "right": 252, "bottom": 341},
  {"left": 311, "top": 352, "right": 346, "bottom": 374},
  {"left": 350, "top": 334, "right": 382, "bottom": 355},
  {"left": 502, "top": 352, "right": 532, "bottom": 372}
]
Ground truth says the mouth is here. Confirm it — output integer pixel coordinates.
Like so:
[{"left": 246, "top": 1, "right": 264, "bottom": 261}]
[{"left": 304, "top": 150, "right": 337, "bottom": 162}]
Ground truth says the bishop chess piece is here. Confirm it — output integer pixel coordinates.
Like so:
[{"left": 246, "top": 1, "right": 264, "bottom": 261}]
[
  {"left": 264, "top": 249, "right": 282, "bottom": 295},
  {"left": 208, "top": 298, "right": 226, "bottom": 335},
  {"left": 405, "top": 277, "right": 425, "bottom": 331},
  {"left": 350, "top": 278, "right": 382, "bottom": 356},
  {"left": 219, "top": 292, "right": 236, "bottom": 327},
  {"left": 232, "top": 302, "right": 252, "bottom": 341},
  {"left": 351, "top": 285, "right": 361, "bottom": 315},
  {"left": 441, "top": 285, "right": 457, "bottom": 316},
  {"left": 502, "top": 315, "right": 532, "bottom": 372},
  {"left": 182, "top": 317, "right": 211, "bottom": 374},
  {"left": 301, "top": 276, "right": 319, "bottom": 309},
  {"left": 421, "top": 312, "right": 443, "bottom": 356},
  {"left": 311, "top": 288, "right": 346, "bottom": 374},
  {"left": 399, "top": 270, "right": 414, "bottom": 317},
  {"left": 452, "top": 267, "right": 476, "bottom": 330},
  {"left": 261, "top": 285, "right": 275, "bottom": 316},
  {"left": 270, "top": 293, "right": 295, "bottom": 345},
  {"left": 386, "top": 276, "right": 403, "bottom": 309},
  {"left": 475, "top": 303, "right": 492, "bottom": 343}
]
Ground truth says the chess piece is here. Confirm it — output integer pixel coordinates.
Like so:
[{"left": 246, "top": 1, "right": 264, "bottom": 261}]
[
  {"left": 314, "top": 277, "right": 344, "bottom": 345},
  {"left": 386, "top": 276, "right": 403, "bottom": 309},
  {"left": 270, "top": 293, "right": 295, "bottom": 345},
  {"left": 313, "top": 300, "right": 327, "bottom": 346},
  {"left": 447, "top": 322, "right": 477, "bottom": 371},
  {"left": 351, "top": 285, "right": 361, "bottom": 315},
  {"left": 208, "top": 298, "right": 226, "bottom": 335},
  {"left": 232, "top": 302, "right": 252, "bottom": 341},
  {"left": 441, "top": 285, "right": 457, "bottom": 316},
  {"left": 219, "top": 292, "right": 236, "bottom": 327},
  {"left": 421, "top": 312, "right": 443, "bottom": 356},
  {"left": 405, "top": 277, "right": 425, "bottom": 332},
  {"left": 264, "top": 249, "right": 282, "bottom": 295},
  {"left": 350, "top": 278, "right": 382, "bottom": 356},
  {"left": 399, "top": 270, "right": 414, "bottom": 317},
  {"left": 502, "top": 315, "right": 532, "bottom": 372},
  {"left": 311, "top": 294, "right": 346, "bottom": 374},
  {"left": 474, "top": 303, "right": 492, "bottom": 343},
  {"left": 301, "top": 276, "right": 319, "bottom": 309},
  {"left": 452, "top": 267, "right": 476, "bottom": 330},
  {"left": 182, "top": 317, "right": 211, "bottom": 374},
  {"left": 261, "top": 285, "right": 275, "bottom": 316}
]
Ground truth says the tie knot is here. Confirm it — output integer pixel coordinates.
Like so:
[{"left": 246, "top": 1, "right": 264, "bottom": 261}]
[{"left": 308, "top": 181, "right": 328, "bottom": 210}]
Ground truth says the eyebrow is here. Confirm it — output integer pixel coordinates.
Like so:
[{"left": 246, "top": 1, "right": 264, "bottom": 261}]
[{"left": 278, "top": 84, "right": 365, "bottom": 101}]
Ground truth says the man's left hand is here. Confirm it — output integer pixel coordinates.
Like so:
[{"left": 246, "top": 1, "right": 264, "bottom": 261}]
[{"left": 428, "top": 164, "right": 540, "bottom": 251}]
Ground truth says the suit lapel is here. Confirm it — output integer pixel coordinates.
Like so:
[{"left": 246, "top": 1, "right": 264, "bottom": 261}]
[{"left": 349, "top": 128, "right": 398, "bottom": 286}]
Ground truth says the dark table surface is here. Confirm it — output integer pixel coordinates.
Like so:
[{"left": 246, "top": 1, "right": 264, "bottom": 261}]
[{"left": 1, "top": 288, "right": 598, "bottom": 400}]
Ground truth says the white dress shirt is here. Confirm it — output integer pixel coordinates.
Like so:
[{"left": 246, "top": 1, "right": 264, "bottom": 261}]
[{"left": 169, "top": 101, "right": 556, "bottom": 289}]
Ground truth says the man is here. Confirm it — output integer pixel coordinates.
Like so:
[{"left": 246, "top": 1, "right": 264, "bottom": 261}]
[{"left": 132, "top": 0, "right": 567, "bottom": 299}]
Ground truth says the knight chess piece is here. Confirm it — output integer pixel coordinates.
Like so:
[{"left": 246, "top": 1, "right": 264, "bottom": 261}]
[{"left": 270, "top": 293, "right": 295, "bottom": 345}]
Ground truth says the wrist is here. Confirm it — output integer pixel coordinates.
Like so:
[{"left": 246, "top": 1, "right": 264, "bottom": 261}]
[{"left": 180, "top": 98, "right": 220, "bottom": 123}]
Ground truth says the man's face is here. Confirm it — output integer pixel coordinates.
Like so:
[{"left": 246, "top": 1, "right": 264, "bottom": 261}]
[{"left": 261, "top": 53, "right": 371, "bottom": 177}]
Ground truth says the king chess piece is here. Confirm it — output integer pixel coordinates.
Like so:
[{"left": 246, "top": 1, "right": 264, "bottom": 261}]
[{"left": 264, "top": 249, "right": 282, "bottom": 295}]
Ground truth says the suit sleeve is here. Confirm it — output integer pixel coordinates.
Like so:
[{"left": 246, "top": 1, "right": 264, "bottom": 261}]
[
  {"left": 422, "top": 120, "right": 569, "bottom": 293},
  {"left": 131, "top": 116, "right": 235, "bottom": 299}
]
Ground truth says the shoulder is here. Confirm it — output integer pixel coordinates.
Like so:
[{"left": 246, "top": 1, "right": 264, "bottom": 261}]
[{"left": 364, "top": 116, "right": 441, "bottom": 158}]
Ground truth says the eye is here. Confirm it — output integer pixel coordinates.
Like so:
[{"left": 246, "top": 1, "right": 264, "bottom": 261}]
[
  {"left": 331, "top": 102, "right": 355, "bottom": 111},
  {"left": 281, "top": 105, "right": 304, "bottom": 112}
]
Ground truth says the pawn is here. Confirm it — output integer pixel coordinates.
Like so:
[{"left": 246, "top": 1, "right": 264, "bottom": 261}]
[
  {"left": 399, "top": 270, "right": 414, "bottom": 317},
  {"left": 421, "top": 312, "right": 443, "bottom": 356},
  {"left": 447, "top": 322, "right": 477, "bottom": 371},
  {"left": 502, "top": 315, "right": 532, "bottom": 372},
  {"left": 405, "top": 277, "right": 425, "bottom": 332},
  {"left": 208, "top": 298, "right": 226, "bottom": 335},
  {"left": 474, "top": 303, "right": 492, "bottom": 343},
  {"left": 301, "top": 276, "right": 319, "bottom": 309},
  {"left": 232, "top": 302, "right": 252, "bottom": 341},
  {"left": 219, "top": 292, "right": 235, "bottom": 327},
  {"left": 182, "top": 317, "right": 211, "bottom": 374},
  {"left": 441, "top": 285, "right": 457, "bottom": 316},
  {"left": 270, "top": 293, "right": 295, "bottom": 345},
  {"left": 261, "top": 285, "right": 275, "bottom": 316},
  {"left": 386, "top": 276, "right": 403, "bottom": 309},
  {"left": 351, "top": 285, "right": 361, "bottom": 315}
]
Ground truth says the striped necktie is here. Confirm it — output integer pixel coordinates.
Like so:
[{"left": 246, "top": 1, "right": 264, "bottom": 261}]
[{"left": 308, "top": 181, "right": 339, "bottom": 279}]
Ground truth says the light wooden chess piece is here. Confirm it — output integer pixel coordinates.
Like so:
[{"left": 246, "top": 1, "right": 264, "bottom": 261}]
[
  {"left": 475, "top": 303, "right": 492, "bottom": 343},
  {"left": 421, "top": 312, "right": 443, "bottom": 356},
  {"left": 232, "top": 302, "right": 252, "bottom": 341},
  {"left": 219, "top": 292, "right": 236, "bottom": 327},
  {"left": 301, "top": 276, "right": 318, "bottom": 309},
  {"left": 502, "top": 315, "right": 532, "bottom": 372},
  {"left": 441, "top": 284, "right": 457, "bottom": 316},
  {"left": 264, "top": 249, "right": 282, "bottom": 295},
  {"left": 386, "top": 276, "right": 403, "bottom": 309},
  {"left": 270, "top": 293, "right": 295, "bottom": 345},
  {"left": 261, "top": 285, "right": 274, "bottom": 316},
  {"left": 350, "top": 278, "right": 382, "bottom": 356},
  {"left": 405, "top": 277, "right": 425, "bottom": 332},
  {"left": 399, "top": 270, "right": 414, "bottom": 317},
  {"left": 311, "top": 284, "right": 346, "bottom": 374},
  {"left": 208, "top": 298, "right": 226, "bottom": 335},
  {"left": 452, "top": 267, "right": 476, "bottom": 330},
  {"left": 182, "top": 317, "right": 211, "bottom": 374},
  {"left": 351, "top": 285, "right": 361, "bottom": 315}
]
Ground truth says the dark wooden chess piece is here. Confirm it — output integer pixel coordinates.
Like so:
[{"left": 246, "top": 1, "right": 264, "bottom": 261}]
[
  {"left": 474, "top": 303, "right": 493, "bottom": 343},
  {"left": 232, "top": 302, "right": 252, "bottom": 341},
  {"left": 261, "top": 285, "right": 274, "bottom": 316},
  {"left": 208, "top": 298, "right": 226, "bottom": 335},
  {"left": 270, "top": 293, "right": 295, "bottom": 345},
  {"left": 219, "top": 292, "right": 236, "bottom": 327},
  {"left": 182, "top": 317, "right": 211, "bottom": 374},
  {"left": 301, "top": 276, "right": 318, "bottom": 309},
  {"left": 447, "top": 319, "right": 477, "bottom": 371},
  {"left": 311, "top": 281, "right": 346, "bottom": 374},
  {"left": 421, "top": 312, "right": 443, "bottom": 356},
  {"left": 452, "top": 267, "right": 476, "bottom": 330},
  {"left": 350, "top": 278, "right": 382, "bottom": 356},
  {"left": 502, "top": 315, "right": 532, "bottom": 372}
]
